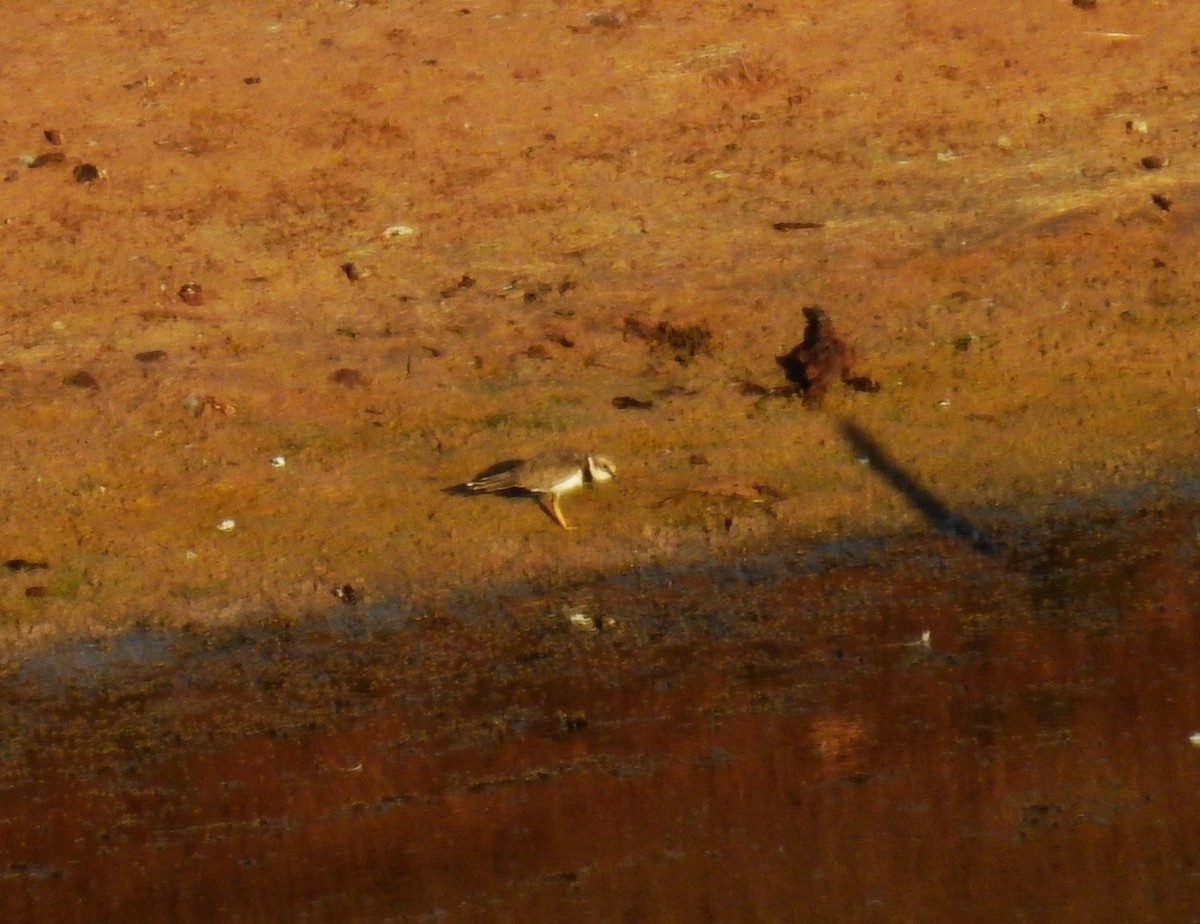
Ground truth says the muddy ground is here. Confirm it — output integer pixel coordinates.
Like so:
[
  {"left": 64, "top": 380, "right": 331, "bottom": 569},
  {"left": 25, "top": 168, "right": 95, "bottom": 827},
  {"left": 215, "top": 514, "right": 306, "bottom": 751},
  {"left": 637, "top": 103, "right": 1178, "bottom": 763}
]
[
  {"left": 1, "top": 0, "right": 1200, "bottom": 919},
  {"left": 1, "top": 502, "right": 1199, "bottom": 922}
]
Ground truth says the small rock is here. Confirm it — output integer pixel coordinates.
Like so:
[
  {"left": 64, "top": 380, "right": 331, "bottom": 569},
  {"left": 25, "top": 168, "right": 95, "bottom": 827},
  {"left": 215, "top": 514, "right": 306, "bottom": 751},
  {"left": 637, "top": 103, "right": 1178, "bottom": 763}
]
[
  {"left": 216, "top": 518, "right": 237, "bottom": 533},
  {"left": 178, "top": 283, "right": 204, "bottom": 306},
  {"left": 183, "top": 394, "right": 236, "bottom": 417}
]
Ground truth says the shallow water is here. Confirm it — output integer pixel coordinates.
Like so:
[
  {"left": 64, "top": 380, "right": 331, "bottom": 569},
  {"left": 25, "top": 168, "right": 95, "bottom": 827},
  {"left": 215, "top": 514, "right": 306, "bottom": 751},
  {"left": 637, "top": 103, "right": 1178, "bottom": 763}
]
[{"left": 0, "top": 500, "right": 1198, "bottom": 922}]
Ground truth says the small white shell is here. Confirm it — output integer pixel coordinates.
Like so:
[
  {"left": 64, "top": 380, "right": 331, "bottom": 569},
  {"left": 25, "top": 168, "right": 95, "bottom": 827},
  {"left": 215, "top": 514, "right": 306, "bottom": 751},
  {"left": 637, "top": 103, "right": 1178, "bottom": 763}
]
[
  {"left": 270, "top": 456, "right": 286, "bottom": 468},
  {"left": 216, "top": 518, "right": 237, "bottom": 532},
  {"left": 381, "top": 224, "right": 417, "bottom": 239},
  {"left": 1189, "top": 732, "right": 1200, "bottom": 747}
]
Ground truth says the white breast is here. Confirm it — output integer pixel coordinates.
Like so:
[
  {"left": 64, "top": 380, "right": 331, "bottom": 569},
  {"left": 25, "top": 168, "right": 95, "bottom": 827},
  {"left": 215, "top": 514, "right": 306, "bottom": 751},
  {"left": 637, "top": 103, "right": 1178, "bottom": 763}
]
[{"left": 546, "top": 468, "right": 585, "bottom": 494}]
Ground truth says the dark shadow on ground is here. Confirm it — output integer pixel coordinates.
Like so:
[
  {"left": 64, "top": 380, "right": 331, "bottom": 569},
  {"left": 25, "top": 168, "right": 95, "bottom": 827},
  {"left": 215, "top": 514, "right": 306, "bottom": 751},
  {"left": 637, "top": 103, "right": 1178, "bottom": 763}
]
[{"left": 838, "top": 419, "right": 1003, "bottom": 555}]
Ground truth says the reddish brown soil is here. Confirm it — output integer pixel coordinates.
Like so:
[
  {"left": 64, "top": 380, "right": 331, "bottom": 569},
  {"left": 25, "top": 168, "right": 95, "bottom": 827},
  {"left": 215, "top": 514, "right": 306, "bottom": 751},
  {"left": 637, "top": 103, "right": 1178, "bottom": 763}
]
[
  {"left": 1, "top": 3, "right": 1198, "bottom": 638},
  {"left": 4, "top": 4, "right": 1200, "bottom": 913}
]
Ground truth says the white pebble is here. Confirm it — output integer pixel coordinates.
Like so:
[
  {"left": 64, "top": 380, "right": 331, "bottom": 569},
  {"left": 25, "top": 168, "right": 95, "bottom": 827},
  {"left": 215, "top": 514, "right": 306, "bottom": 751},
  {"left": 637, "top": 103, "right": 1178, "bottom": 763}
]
[{"left": 216, "top": 518, "right": 237, "bottom": 532}]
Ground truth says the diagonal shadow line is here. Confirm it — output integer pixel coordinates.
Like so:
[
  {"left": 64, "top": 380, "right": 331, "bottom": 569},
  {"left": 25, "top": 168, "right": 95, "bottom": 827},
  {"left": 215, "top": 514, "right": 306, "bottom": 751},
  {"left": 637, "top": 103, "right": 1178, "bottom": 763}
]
[{"left": 838, "top": 419, "right": 1002, "bottom": 556}]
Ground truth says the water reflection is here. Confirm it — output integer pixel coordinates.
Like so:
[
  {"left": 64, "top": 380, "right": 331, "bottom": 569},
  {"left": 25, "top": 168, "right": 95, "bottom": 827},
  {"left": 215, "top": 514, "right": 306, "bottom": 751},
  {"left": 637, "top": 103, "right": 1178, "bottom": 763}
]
[{"left": 0, "top": 502, "right": 1197, "bottom": 922}]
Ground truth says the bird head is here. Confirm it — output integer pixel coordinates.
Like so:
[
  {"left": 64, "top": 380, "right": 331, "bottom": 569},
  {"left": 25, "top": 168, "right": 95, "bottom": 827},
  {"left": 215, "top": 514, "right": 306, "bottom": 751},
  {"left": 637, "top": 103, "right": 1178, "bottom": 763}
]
[{"left": 586, "top": 455, "right": 617, "bottom": 483}]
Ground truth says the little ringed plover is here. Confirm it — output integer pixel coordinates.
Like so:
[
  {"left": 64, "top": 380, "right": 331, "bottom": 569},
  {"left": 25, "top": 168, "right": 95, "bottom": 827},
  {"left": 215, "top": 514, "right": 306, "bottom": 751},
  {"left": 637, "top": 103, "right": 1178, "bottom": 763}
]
[{"left": 467, "top": 449, "right": 616, "bottom": 530}]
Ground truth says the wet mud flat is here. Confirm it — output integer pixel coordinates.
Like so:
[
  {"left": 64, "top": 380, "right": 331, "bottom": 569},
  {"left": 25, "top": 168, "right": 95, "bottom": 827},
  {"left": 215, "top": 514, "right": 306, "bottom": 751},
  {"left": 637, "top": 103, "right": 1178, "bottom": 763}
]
[{"left": 0, "top": 492, "right": 1197, "bottom": 923}]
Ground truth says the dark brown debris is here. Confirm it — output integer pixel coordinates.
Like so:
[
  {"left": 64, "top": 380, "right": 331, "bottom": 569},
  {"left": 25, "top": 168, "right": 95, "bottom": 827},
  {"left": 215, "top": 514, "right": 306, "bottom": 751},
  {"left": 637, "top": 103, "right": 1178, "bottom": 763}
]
[
  {"left": 845, "top": 375, "right": 882, "bottom": 394},
  {"left": 24, "top": 586, "right": 48, "bottom": 599},
  {"left": 332, "top": 584, "right": 358, "bottom": 605},
  {"left": 1072, "top": 0, "right": 1097, "bottom": 8},
  {"left": 64, "top": 370, "right": 99, "bottom": 390},
  {"left": 439, "top": 273, "right": 475, "bottom": 297},
  {"left": 1141, "top": 155, "right": 1165, "bottom": 170},
  {"left": 29, "top": 152, "right": 66, "bottom": 168},
  {"left": 612, "top": 395, "right": 654, "bottom": 410},
  {"left": 135, "top": 350, "right": 168, "bottom": 363},
  {"left": 341, "top": 262, "right": 364, "bottom": 282},
  {"left": 5, "top": 559, "right": 49, "bottom": 572},
  {"left": 776, "top": 306, "right": 879, "bottom": 407},
  {"left": 737, "top": 380, "right": 795, "bottom": 398},
  {"left": 72, "top": 163, "right": 102, "bottom": 183},
  {"left": 1151, "top": 193, "right": 1172, "bottom": 212},
  {"left": 330, "top": 367, "right": 368, "bottom": 388},
  {"left": 43, "top": 129, "right": 64, "bottom": 145},
  {"left": 772, "top": 221, "right": 825, "bottom": 231},
  {"left": 653, "top": 384, "right": 698, "bottom": 398},
  {"left": 623, "top": 317, "right": 713, "bottom": 364}
]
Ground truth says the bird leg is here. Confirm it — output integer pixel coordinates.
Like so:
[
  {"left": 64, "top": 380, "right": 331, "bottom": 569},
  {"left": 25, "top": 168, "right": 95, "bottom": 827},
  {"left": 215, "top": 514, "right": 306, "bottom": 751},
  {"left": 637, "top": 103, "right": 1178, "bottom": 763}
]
[{"left": 541, "top": 493, "right": 576, "bottom": 530}]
